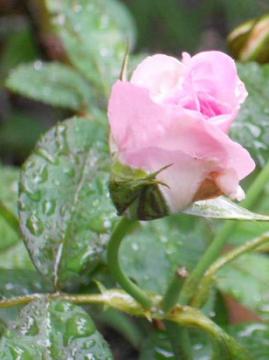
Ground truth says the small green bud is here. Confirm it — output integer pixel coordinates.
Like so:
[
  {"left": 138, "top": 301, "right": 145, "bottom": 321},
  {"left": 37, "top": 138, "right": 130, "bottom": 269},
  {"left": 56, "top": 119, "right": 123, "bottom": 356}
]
[
  {"left": 109, "top": 161, "right": 169, "bottom": 220},
  {"left": 228, "top": 14, "right": 269, "bottom": 63}
]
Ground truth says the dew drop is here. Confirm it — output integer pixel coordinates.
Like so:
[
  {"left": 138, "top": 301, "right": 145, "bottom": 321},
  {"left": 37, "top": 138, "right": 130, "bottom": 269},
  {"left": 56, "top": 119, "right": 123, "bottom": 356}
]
[
  {"left": 42, "top": 200, "right": 56, "bottom": 216},
  {"left": 131, "top": 243, "right": 139, "bottom": 251},
  {"left": 33, "top": 60, "right": 43, "bottom": 71},
  {"left": 26, "top": 214, "right": 44, "bottom": 236},
  {"left": 57, "top": 14, "right": 65, "bottom": 25}
]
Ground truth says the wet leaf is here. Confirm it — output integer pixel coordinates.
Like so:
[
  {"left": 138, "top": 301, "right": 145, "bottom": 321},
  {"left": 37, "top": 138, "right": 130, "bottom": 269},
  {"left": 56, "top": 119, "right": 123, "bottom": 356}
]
[
  {"left": 184, "top": 196, "right": 269, "bottom": 221},
  {"left": 229, "top": 323, "right": 269, "bottom": 360},
  {"left": 19, "top": 117, "right": 117, "bottom": 289},
  {"left": 46, "top": 0, "right": 136, "bottom": 94},
  {"left": 0, "top": 299, "right": 113, "bottom": 359},
  {"left": 231, "top": 62, "right": 269, "bottom": 166},
  {"left": 6, "top": 62, "right": 92, "bottom": 110},
  {"left": 121, "top": 215, "right": 207, "bottom": 294},
  {"left": 217, "top": 253, "right": 269, "bottom": 320},
  {"left": 0, "top": 269, "right": 49, "bottom": 298}
]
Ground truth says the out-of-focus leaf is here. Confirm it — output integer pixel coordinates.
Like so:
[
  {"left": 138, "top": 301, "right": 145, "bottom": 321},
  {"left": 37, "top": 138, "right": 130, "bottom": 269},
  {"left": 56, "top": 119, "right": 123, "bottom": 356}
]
[
  {"left": 121, "top": 215, "right": 207, "bottom": 295},
  {"left": 0, "top": 299, "right": 113, "bottom": 359},
  {"left": 46, "top": 0, "right": 136, "bottom": 94},
  {"left": 0, "top": 28, "right": 37, "bottom": 81},
  {"left": 0, "top": 164, "right": 20, "bottom": 251},
  {"left": 221, "top": 0, "right": 267, "bottom": 28},
  {"left": 19, "top": 117, "right": 117, "bottom": 289},
  {"left": 229, "top": 323, "right": 269, "bottom": 360},
  {"left": 231, "top": 63, "right": 269, "bottom": 166},
  {"left": 184, "top": 196, "right": 269, "bottom": 221},
  {"left": 0, "top": 112, "right": 47, "bottom": 159},
  {"left": 6, "top": 62, "right": 92, "bottom": 111},
  {"left": 217, "top": 253, "right": 269, "bottom": 320}
]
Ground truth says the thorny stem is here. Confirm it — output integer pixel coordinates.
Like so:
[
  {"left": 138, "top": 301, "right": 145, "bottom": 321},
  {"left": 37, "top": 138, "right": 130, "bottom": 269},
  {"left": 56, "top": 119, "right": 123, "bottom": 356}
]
[{"left": 178, "top": 160, "right": 269, "bottom": 305}]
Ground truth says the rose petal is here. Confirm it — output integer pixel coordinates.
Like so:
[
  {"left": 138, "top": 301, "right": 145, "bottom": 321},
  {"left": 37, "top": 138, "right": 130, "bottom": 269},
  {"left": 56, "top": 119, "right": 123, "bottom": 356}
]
[{"left": 130, "top": 54, "right": 183, "bottom": 100}]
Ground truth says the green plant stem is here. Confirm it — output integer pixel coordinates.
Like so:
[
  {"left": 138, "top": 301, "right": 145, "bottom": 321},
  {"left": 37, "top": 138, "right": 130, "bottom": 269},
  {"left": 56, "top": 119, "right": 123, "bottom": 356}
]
[
  {"left": 162, "top": 267, "right": 188, "bottom": 313},
  {"left": 0, "top": 202, "right": 20, "bottom": 236},
  {"left": 166, "top": 322, "right": 193, "bottom": 360},
  {"left": 162, "top": 268, "right": 192, "bottom": 360},
  {"left": 107, "top": 217, "right": 153, "bottom": 309},
  {"left": 191, "top": 232, "right": 269, "bottom": 307},
  {"left": 179, "top": 160, "right": 269, "bottom": 305}
]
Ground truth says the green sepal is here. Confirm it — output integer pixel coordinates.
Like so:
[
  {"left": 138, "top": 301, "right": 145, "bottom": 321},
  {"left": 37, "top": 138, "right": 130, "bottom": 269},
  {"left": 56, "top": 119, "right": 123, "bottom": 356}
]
[{"left": 109, "top": 161, "right": 169, "bottom": 220}]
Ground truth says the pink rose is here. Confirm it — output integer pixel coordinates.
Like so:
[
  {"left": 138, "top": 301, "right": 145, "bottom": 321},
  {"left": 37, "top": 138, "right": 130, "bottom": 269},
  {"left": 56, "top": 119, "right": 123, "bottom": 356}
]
[{"left": 108, "top": 51, "right": 255, "bottom": 214}]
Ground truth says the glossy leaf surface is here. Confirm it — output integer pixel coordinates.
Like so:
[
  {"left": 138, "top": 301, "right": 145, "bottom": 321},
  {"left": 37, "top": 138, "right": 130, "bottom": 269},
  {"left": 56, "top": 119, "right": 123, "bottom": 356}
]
[{"left": 19, "top": 117, "right": 117, "bottom": 289}]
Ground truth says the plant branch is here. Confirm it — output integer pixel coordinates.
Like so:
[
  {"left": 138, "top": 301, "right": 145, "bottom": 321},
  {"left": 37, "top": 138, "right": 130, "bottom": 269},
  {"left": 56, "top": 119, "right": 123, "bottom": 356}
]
[
  {"left": 191, "top": 232, "right": 269, "bottom": 307},
  {"left": 0, "top": 289, "right": 249, "bottom": 359}
]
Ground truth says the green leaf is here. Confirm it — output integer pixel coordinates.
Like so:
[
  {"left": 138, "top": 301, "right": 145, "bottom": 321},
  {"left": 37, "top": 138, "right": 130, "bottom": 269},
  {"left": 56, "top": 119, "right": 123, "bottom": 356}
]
[
  {"left": 0, "top": 28, "right": 37, "bottom": 81},
  {"left": 19, "top": 117, "right": 117, "bottom": 289},
  {"left": 6, "top": 62, "right": 92, "bottom": 111},
  {"left": 0, "top": 164, "right": 20, "bottom": 251},
  {"left": 0, "top": 269, "right": 49, "bottom": 298},
  {"left": 184, "top": 196, "right": 269, "bottom": 221},
  {"left": 46, "top": 0, "right": 136, "bottom": 94},
  {"left": 0, "top": 299, "right": 113, "bottom": 359},
  {"left": 121, "top": 215, "right": 207, "bottom": 294},
  {"left": 229, "top": 323, "right": 269, "bottom": 360},
  {"left": 0, "top": 242, "right": 34, "bottom": 270},
  {"left": 0, "top": 112, "right": 48, "bottom": 159},
  {"left": 231, "top": 62, "right": 269, "bottom": 166},
  {"left": 217, "top": 253, "right": 269, "bottom": 320}
]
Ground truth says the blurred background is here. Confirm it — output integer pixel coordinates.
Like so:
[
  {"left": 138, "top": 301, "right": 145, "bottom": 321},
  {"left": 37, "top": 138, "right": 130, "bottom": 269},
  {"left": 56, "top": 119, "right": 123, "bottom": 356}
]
[{"left": 0, "top": 0, "right": 269, "bottom": 165}]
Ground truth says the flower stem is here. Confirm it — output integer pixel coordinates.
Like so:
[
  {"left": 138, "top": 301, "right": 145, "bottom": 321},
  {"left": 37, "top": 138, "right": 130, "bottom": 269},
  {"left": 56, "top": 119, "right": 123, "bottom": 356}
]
[
  {"left": 191, "top": 231, "right": 269, "bottom": 307},
  {"left": 179, "top": 160, "right": 269, "bottom": 305},
  {"left": 107, "top": 217, "right": 153, "bottom": 309}
]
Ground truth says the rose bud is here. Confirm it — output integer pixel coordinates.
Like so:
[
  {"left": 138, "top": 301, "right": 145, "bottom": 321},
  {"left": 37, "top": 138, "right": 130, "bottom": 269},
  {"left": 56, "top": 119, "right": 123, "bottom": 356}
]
[
  {"left": 228, "top": 14, "right": 269, "bottom": 63},
  {"left": 108, "top": 51, "right": 255, "bottom": 220}
]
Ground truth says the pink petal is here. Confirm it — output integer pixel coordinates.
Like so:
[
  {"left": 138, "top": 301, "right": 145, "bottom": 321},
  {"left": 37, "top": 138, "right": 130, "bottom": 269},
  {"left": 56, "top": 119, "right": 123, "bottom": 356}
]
[
  {"left": 182, "top": 51, "right": 248, "bottom": 131},
  {"left": 130, "top": 54, "right": 183, "bottom": 100}
]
